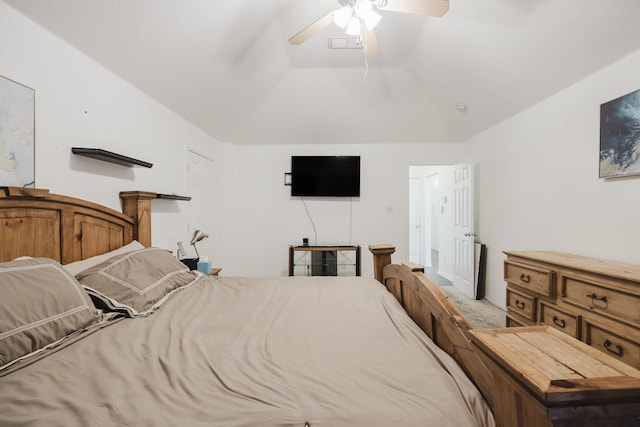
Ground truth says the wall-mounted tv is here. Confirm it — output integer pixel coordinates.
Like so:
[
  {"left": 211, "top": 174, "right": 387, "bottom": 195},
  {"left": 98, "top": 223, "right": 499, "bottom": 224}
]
[{"left": 291, "top": 156, "right": 360, "bottom": 197}]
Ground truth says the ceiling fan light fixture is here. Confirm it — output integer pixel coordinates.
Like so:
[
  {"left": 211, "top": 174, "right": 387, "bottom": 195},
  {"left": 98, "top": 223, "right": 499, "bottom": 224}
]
[
  {"left": 355, "top": 1, "right": 381, "bottom": 30},
  {"left": 362, "top": 10, "right": 381, "bottom": 30},
  {"left": 290, "top": 0, "right": 448, "bottom": 54},
  {"left": 333, "top": 6, "right": 352, "bottom": 29},
  {"left": 334, "top": 0, "right": 381, "bottom": 36},
  {"left": 355, "top": 0, "right": 373, "bottom": 15},
  {"left": 345, "top": 16, "right": 362, "bottom": 36}
]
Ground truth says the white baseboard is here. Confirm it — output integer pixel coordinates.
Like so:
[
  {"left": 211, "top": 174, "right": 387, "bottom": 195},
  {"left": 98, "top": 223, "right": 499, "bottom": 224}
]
[{"left": 438, "top": 270, "right": 453, "bottom": 282}]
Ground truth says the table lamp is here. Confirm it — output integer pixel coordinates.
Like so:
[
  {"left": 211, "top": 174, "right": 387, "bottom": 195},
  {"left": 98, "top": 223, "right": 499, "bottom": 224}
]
[{"left": 190, "top": 229, "right": 208, "bottom": 259}]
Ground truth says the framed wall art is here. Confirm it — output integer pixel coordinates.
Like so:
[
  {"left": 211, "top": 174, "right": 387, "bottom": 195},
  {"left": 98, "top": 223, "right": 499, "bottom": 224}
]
[
  {"left": 599, "top": 88, "right": 640, "bottom": 178},
  {"left": 0, "top": 75, "right": 35, "bottom": 187}
]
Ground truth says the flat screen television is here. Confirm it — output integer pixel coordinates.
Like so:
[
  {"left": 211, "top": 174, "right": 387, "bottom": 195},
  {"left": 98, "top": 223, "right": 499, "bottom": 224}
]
[{"left": 291, "top": 156, "right": 360, "bottom": 197}]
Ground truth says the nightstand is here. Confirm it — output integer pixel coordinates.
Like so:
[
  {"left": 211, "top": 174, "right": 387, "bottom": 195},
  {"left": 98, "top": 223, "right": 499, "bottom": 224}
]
[{"left": 470, "top": 326, "right": 640, "bottom": 427}]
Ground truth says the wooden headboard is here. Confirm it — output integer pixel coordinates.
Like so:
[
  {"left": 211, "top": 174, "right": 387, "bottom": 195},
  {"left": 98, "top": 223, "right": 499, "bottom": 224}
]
[{"left": 0, "top": 187, "right": 155, "bottom": 264}]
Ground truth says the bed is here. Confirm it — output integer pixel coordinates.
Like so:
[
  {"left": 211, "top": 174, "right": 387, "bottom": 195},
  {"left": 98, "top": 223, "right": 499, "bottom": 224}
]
[{"left": 1, "top": 188, "right": 638, "bottom": 427}]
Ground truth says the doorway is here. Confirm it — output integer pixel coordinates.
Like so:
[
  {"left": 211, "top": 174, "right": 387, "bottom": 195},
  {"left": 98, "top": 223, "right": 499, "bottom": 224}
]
[
  {"left": 409, "top": 164, "right": 477, "bottom": 298},
  {"left": 409, "top": 165, "right": 453, "bottom": 287}
]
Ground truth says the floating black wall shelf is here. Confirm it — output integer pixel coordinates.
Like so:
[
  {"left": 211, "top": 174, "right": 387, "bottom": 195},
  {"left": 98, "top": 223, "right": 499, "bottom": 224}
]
[
  {"left": 156, "top": 193, "right": 192, "bottom": 201},
  {"left": 71, "top": 147, "right": 153, "bottom": 168}
]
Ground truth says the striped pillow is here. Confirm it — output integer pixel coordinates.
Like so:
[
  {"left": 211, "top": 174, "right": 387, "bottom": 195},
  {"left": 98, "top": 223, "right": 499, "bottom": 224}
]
[
  {"left": 0, "top": 258, "right": 102, "bottom": 370},
  {"left": 76, "top": 248, "right": 201, "bottom": 317}
]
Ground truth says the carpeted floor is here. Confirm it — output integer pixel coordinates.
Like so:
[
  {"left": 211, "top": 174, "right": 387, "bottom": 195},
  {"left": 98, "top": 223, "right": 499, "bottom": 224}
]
[
  {"left": 439, "top": 285, "right": 505, "bottom": 329},
  {"left": 422, "top": 249, "right": 506, "bottom": 329}
]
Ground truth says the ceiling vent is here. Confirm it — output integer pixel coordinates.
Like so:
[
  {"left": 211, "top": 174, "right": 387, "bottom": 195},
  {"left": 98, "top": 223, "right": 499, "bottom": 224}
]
[{"left": 328, "top": 37, "right": 362, "bottom": 49}]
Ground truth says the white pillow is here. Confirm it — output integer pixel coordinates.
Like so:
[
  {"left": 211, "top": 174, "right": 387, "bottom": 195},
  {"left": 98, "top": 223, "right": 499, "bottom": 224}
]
[{"left": 63, "top": 240, "right": 145, "bottom": 276}]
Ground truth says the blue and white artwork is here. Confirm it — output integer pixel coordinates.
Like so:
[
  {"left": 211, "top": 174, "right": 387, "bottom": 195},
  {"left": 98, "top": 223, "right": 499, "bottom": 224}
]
[
  {"left": 0, "top": 75, "right": 35, "bottom": 187},
  {"left": 600, "top": 89, "right": 640, "bottom": 178}
]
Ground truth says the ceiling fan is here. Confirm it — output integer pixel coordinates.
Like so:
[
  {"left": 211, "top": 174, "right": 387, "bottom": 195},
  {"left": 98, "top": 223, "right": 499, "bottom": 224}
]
[{"left": 288, "top": 0, "right": 449, "bottom": 59}]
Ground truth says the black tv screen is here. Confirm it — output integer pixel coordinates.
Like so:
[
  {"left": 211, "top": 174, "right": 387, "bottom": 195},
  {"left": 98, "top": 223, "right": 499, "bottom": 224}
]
[{"left": 291, "top": 156, "right": 360, "bottom": 197}]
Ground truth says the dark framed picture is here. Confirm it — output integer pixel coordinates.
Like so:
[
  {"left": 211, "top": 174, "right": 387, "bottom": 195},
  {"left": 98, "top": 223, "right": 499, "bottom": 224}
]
[{"left": 599, "top": 89, "right": 640, "bottom": 178}]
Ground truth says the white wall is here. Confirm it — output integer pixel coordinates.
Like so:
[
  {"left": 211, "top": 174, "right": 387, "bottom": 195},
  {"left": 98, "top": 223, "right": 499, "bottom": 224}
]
[
  {"left": 464, "top": 48, "right": 640, "bottom": 308},
  {"left": 0, "top": 3, "right": 226, "bottom": 253},
  {"left": 218, "top": 143, "right": 463, "bottom": 277}
]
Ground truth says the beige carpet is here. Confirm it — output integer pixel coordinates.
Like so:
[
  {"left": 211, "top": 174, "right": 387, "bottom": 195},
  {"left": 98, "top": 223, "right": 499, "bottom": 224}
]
[{"left": 440, "top": 286, "right": 505, "bottom": 329}]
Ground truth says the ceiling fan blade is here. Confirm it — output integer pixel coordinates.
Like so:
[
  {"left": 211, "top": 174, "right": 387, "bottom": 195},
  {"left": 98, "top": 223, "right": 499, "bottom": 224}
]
[
  {"left": 288, "top": 11, "right": 335, "bottom": 45},
  {"left": 377, "top": 0, "right": 449, "bottom": 17},
  {"left": 365, "top": 30, "right": 380, "bottom": 59}
]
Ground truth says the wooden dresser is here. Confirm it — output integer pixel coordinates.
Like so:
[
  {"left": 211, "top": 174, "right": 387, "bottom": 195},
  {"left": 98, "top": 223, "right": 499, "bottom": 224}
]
[{"left": 503, "top": 251, "right": 640, "bottom": 369}]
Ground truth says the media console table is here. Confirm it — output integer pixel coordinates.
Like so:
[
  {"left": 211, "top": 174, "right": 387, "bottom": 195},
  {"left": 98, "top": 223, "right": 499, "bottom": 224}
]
[{"left": 288, "top": 245, "right": 361, "bottom": 277}]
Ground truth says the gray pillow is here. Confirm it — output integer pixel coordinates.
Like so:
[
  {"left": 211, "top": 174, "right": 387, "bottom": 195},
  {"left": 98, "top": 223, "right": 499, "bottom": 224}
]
[
  {"left": 75, "top": 248, "right": 200, "bottom": 317},
  {"left": 63, "top": 240, "right": 145, "bottom": 276},
  {"left": 0, "top": 258, "right": 102, "bottom": 370}
]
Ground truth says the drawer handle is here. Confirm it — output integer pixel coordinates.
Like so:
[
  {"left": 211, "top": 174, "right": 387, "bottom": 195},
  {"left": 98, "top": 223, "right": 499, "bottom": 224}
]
[
  {"left": 585, "top": 293, "right": 608, "bottom": 303},
  {"left": 514, "top": 299, "right": 525, "bottom": 310},
  {"left": 603, "top": 339, "right": 624, "bottom": 357},
  {"left": 519, "top": 273, "right": 531, "bottom": 283},
  {"left": 552, "top": 316, "right": 566, "bottom": 328}
]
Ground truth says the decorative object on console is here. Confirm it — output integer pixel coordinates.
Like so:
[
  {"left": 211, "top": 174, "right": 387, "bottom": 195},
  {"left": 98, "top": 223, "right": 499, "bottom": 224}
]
[
  {"left": 197, "top": 257, "right": 212, "bottom": 275},
  {"left": 599, "top": 88, "right": 640, "bottom": 178},
  {"left": 0, "top": 75, "right": 35, "bottom": 187}
]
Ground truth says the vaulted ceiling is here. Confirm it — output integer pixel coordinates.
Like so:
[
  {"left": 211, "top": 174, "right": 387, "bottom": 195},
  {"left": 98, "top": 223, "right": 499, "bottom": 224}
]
[{"left": 4, "top": 0, "right": 640, "bottom": 145}]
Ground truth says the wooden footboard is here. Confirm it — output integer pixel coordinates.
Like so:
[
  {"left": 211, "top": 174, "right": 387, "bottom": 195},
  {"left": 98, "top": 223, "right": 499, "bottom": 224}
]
[
  {"left": 369, "top": 245, "right": 640, "bottom": 427},
  {"left": 369, "top": 244, "right": 495, "bottom": 410}
]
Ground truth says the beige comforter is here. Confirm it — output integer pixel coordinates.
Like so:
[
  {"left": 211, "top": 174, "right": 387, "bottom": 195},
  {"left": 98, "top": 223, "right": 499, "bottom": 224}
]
[{"left": 0, "top": 276, "right": 494, "bottom": 426}]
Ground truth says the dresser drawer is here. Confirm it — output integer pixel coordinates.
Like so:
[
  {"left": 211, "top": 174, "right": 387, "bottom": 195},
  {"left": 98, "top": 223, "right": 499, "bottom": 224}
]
[
  {"left": 584, "top": 320, "right": 640, "bottom": 369},
  {"left": 539, "top": 301, "right": 580, "bottom": 339},
  {"left": 504, "top": 261, "right": 555, "bottom": 297},
  {"left": 562, "top": 276, "right": 640, "bottom": 328},
  {"left": 506, "top": 314, "right": 532, "bottom": 328},
  {"left": 506, "top": 287, "right": 536, "bottom": 321}
]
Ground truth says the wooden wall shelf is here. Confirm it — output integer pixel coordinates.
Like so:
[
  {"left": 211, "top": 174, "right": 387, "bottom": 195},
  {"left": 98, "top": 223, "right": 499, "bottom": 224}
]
[{"left": 72, "top": 147, "right": 153, "bottom": 168}]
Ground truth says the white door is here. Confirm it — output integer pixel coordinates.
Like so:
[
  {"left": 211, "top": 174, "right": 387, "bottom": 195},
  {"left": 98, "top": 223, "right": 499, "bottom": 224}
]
[
  {"left": 452, "top": 164, "right": 475, "bottom": 298},
  {"left": 187, "top": 149, "right": 215, "bottom": 260}
]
